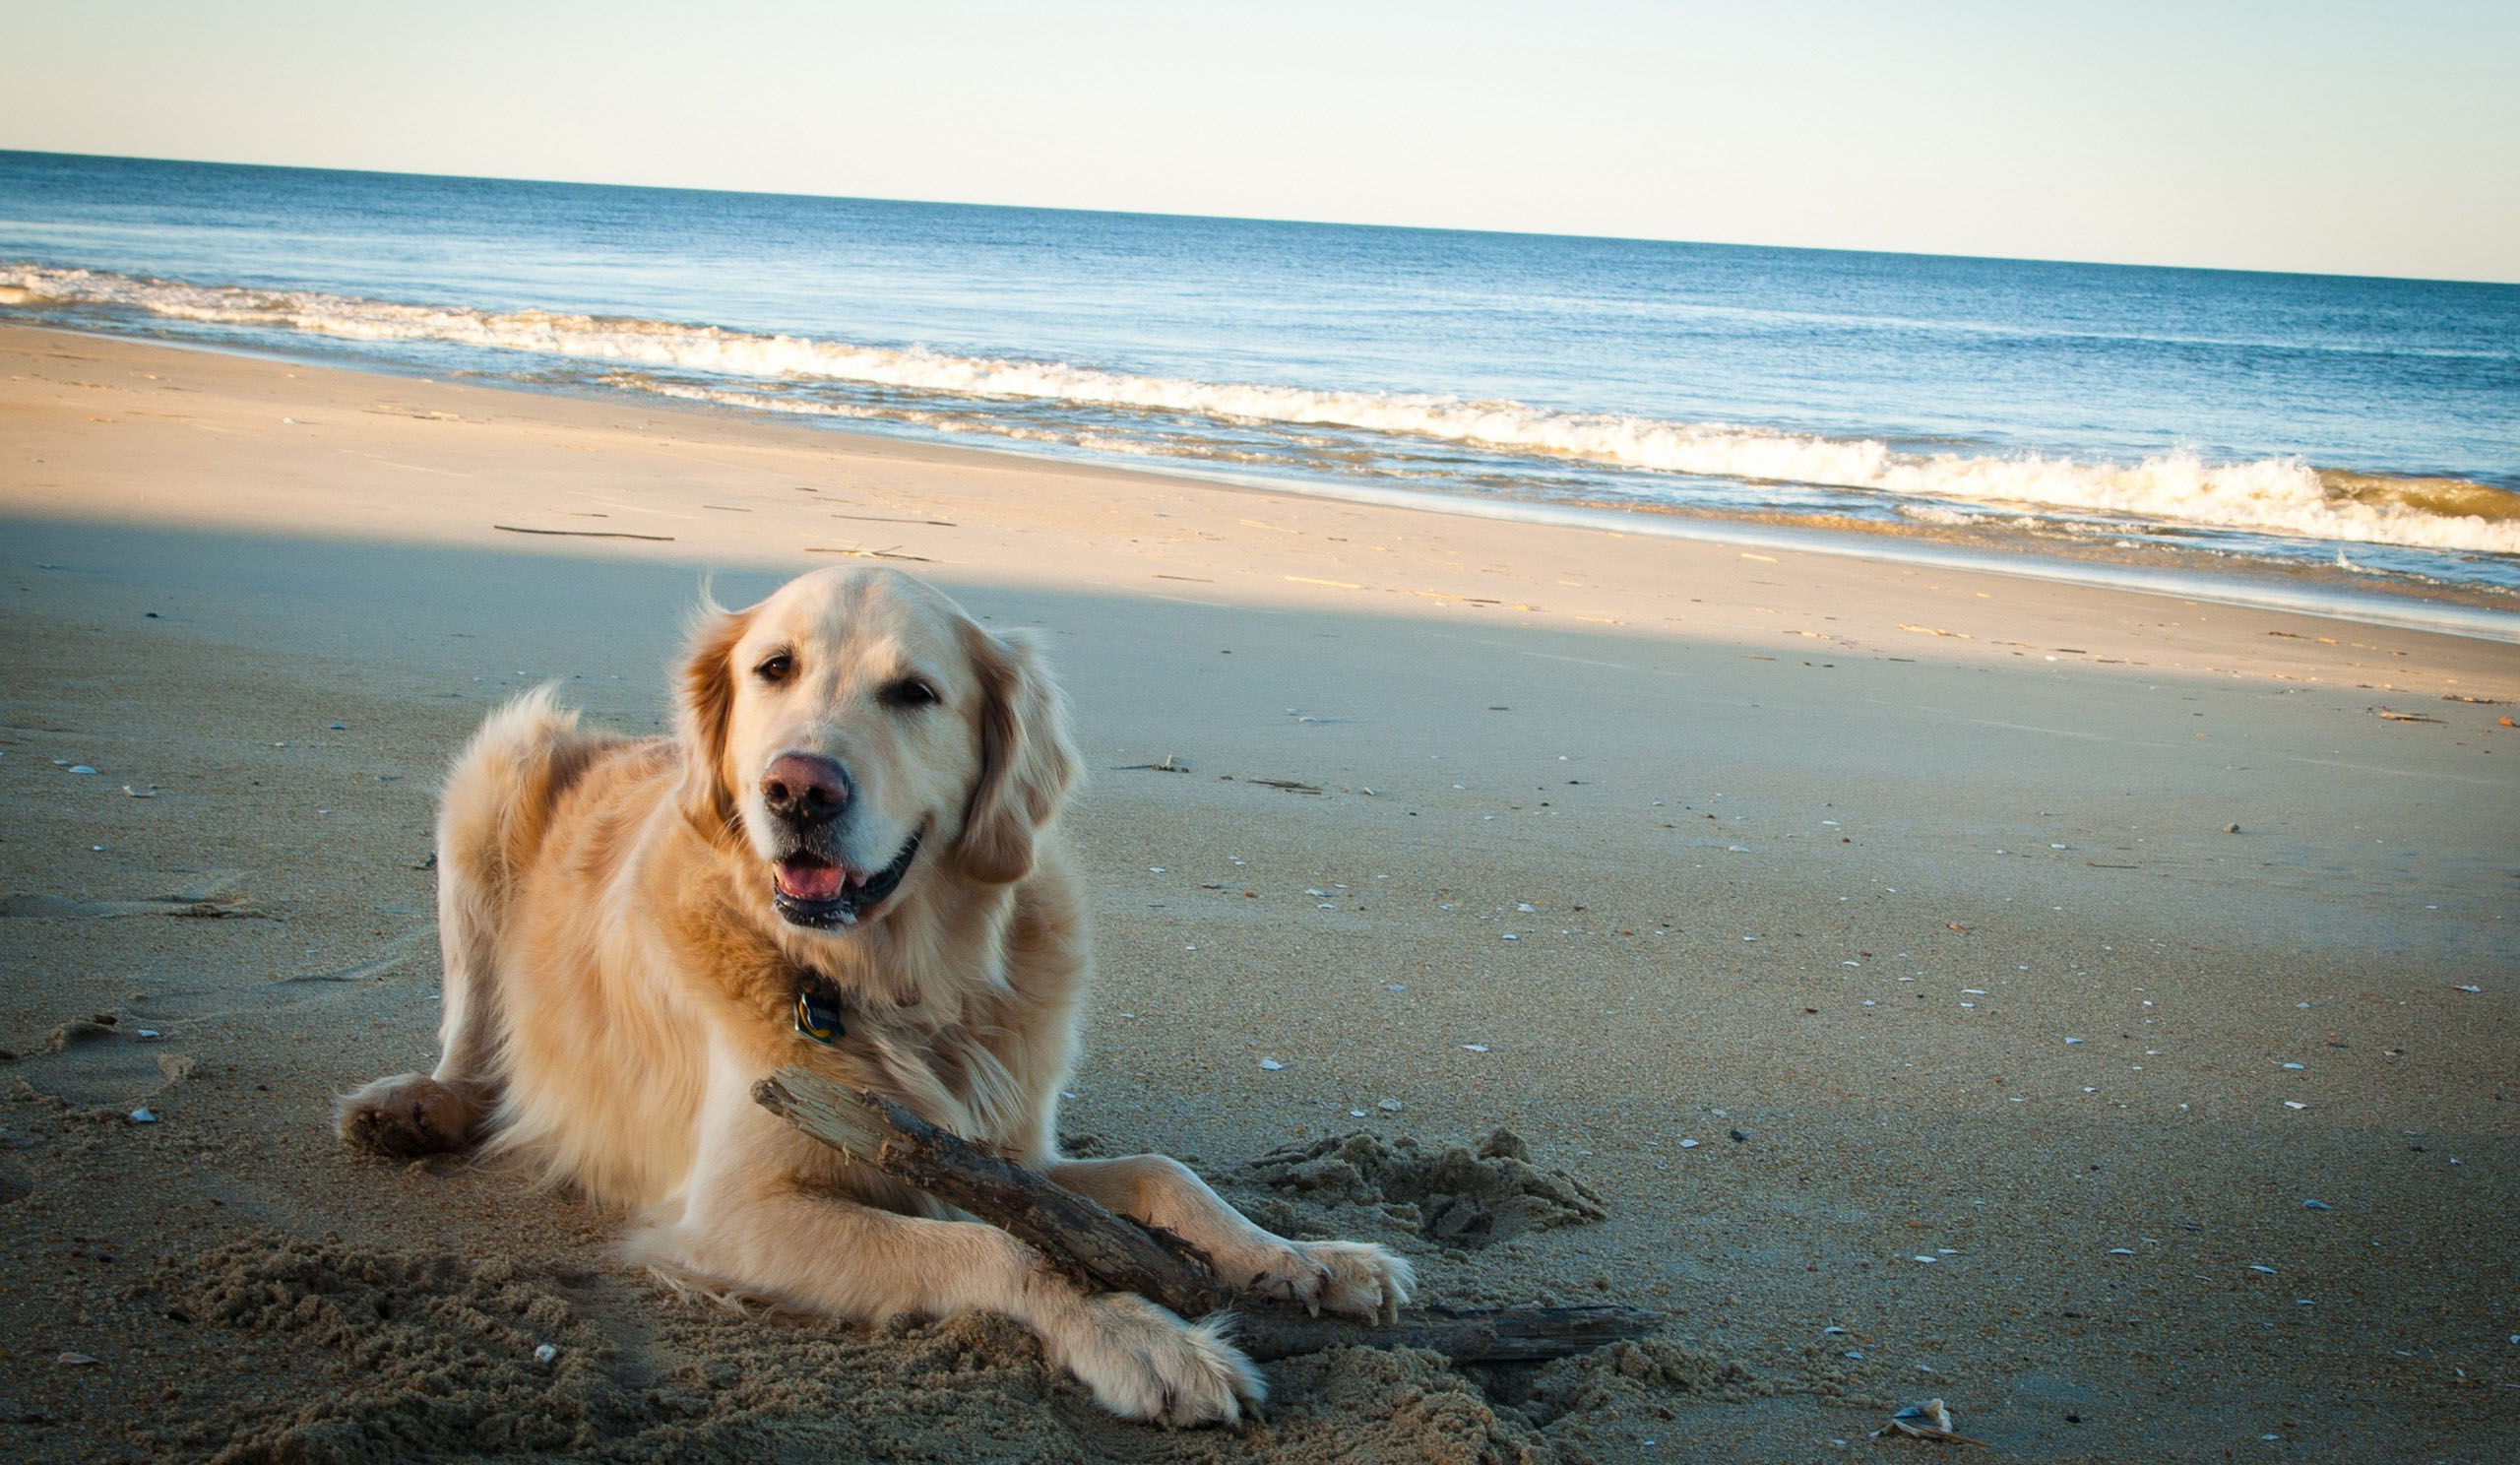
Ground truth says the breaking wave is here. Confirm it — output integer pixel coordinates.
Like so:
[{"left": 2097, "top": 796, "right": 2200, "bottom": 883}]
[{"left": 8, "top": 262, "right": 2517, "bottom": 557}]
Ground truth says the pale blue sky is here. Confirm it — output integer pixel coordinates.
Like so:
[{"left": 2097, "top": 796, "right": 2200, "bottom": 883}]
[{"left": 3, "top": 0, "right": 2514, "bottom": 281}]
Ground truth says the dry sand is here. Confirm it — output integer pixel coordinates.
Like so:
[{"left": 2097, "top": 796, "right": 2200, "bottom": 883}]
[{"left": 1, "top": 323, "right": 2514, "bottom": 1463}]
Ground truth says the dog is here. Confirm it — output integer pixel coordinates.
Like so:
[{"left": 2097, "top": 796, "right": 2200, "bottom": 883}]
[{"left": 337, "top": 566, "right": 1410, "bottom": 1425}]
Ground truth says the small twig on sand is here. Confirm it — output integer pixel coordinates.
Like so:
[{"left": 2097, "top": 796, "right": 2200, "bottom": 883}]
[{"left": 492, "top": 524, "right": 675, "bottom": 541}]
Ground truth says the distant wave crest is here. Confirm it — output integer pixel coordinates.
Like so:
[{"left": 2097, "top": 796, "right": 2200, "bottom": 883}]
[{"left": 8, "top": 262, "right": 2515, "bottom": 556}]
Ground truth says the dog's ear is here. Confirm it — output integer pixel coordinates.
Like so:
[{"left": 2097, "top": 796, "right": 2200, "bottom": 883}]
[
  {"left": 676, "top": 600, "right": 754, "bottom": 846},
  {"left": 956, "top": 622, "right": 1079, "bottom": 885}
]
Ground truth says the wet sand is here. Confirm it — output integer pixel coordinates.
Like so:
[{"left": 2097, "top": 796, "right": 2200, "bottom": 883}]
[{"left": 2, "top": 324, "right": 2514, "bottom": 1463}]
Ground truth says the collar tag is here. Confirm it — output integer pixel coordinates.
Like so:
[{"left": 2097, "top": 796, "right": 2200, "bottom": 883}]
[{"left": 794, "top": 988, "right": 845, "bottom": 1045}]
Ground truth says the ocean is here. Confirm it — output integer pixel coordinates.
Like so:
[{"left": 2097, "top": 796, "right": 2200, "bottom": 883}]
[{"left": 4, "top": 150, "right": 2516, "bottom": 596}]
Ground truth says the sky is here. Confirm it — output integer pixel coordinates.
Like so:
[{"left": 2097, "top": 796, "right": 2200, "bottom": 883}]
[{"left": 2, "top": 0, "right": 2514, "bottom": 282}]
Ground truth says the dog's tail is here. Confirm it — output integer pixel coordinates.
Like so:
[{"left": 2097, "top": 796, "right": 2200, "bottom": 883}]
[{"left": 429, "top": 686, "right": 618, "bottom": 1099}]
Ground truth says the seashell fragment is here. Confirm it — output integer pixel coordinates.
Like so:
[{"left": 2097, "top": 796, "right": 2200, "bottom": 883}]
[{"left": 1872, "top": 1397, "right": 1988, "bottom": 1445}]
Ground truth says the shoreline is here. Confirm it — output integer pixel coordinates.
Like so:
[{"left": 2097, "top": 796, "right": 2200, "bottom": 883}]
[
  {"left": 3, "top": 321, "right": 2514, "bottom": 1463},
  {"left": 21, "top": 319, "right": 2520, "bottom": 636},
  {"left": 1143, "top": 469, "right": 2520, "bottom": 642},
  {"left": 8, "top": 319, "right": 2515, "bottom": 718}
]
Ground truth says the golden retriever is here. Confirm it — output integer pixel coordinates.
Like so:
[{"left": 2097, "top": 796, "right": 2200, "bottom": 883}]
[{"left": 337, "top": 566, "right": 1410, "bottom": 1425}]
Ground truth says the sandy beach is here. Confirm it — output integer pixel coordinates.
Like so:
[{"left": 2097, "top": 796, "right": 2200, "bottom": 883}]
[{"left": 2, "top": 322, "right": 2513, "bottom": 1462}]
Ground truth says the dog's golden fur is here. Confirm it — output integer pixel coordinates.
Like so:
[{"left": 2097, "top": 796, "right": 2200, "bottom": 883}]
[{"left": 338, "top": 567, "right": 1408, "bottom": 1425}]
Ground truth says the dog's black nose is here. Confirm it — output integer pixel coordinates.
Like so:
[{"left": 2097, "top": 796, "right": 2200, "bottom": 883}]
[{"left": 761, "top": 752, "right": 851, "bottom": 827}]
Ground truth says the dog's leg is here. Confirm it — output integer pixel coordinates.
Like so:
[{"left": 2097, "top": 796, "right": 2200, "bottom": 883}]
[
  {"left": 640, "top": 1114, "right": 1265, "bottom": 1427},
  {"left": 1048, "top": 1155, "right": 1414, "bottom": 1323},
  {"left": 333, "top": 857, "right": 502, "bottom": 1155},
  {"left": 334, "top": 818, "right": 504, "bottom": 1157},
  {"left": 339, "top": 690, "right": 586, "bottom": 1157}
]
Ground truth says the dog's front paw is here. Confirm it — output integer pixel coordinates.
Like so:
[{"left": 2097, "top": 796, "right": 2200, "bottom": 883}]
[
  {"left": 335, "top": 1072, "right": 477, "bottom": 1157},
  {"left": 1223, "top": 1238, "right": 1415, "bottom": 1324},
  {"left": 1056, "top": 1293, "right": 1263, "bottom": 1427}
]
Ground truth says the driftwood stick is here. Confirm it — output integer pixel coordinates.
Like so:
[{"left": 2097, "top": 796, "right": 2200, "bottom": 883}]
[
  {"left": 753, "top": 1065, "right": 1666, "bottom": 1363},
  {"left": 752, "top": 1067, "right": 1231, "bottom": 1315},
  {"left": 1230, "top": 1304, "right": 1668, "bottom": 1364}
]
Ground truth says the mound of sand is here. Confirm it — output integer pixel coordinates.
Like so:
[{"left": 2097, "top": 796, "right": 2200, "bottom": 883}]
[
  {"left": 125, "top": 1218, "right": 1761, "bottom": 1465},
  {"left": 159, "top": 1236, "right": 606, "bottom": 1461},
  {"left": 1229, "top": 1129, "right": 1607, "bottom": 1249}
]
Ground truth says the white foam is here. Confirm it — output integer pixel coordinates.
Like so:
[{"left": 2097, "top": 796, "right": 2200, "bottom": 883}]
[{"left": 9, "top": 262, "right": 2516, "bottom": 556}]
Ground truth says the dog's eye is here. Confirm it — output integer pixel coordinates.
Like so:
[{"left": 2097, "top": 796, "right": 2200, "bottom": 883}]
[
  {"left": 754, "top": 652, "right": 795, "bottom": 683},
  {"left": 882, "top": 677, "right": 939, "bottom": 709}
]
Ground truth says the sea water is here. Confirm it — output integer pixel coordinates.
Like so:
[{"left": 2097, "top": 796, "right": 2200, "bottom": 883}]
[{"left": 4, "top": 151, "right": 2515, "bottom": 593}]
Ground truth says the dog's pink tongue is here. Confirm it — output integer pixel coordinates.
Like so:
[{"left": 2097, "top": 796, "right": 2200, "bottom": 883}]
[{"left": 777, "top": 858, "right": 846, "bottom": 902}]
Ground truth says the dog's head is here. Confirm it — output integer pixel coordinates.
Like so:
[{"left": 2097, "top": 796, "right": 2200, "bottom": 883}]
[{"left": 677, "top": 567, "right": 1076, "bottom": 936}]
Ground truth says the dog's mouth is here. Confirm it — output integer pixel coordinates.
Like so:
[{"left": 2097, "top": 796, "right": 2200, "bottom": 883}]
[{"left": 772, "top": 831, "right": 920, "bottom": 928}]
